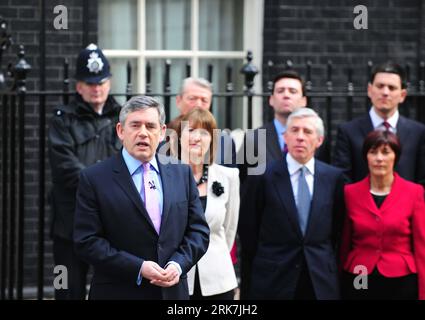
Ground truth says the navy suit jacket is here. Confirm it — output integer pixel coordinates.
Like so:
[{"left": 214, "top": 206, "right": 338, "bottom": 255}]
[
  {"left": 333, "top": 113, "right": 425, "bottom": 186},
  {"left": 73, "top": 152, "right": 209, "bottom": 300},
  {"left": 240, "top": 157, "right": 345, "bottom": 299}
]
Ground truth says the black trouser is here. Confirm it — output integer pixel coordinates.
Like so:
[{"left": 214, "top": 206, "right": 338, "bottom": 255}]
[
  {"left": 342, "top": 268, "right": 418, "bottom": 300},
  {"left": 53, "top": 237, "right": 89, "bottom": 300},
  {"left": 239, "top": 255, "right": 252, "bottom": 300},
  {"left": 190, "top": 267, "right": 235, "bottom": 300},
  {"left": 294, "top": 256, "right": 316, "bottom": 300}
]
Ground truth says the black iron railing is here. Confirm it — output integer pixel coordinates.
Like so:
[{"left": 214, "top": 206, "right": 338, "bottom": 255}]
[{"left": 1, "top": 21, "right": 425, "bottom": 300}]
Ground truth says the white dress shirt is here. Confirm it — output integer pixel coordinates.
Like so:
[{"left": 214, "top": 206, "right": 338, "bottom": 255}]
[
  {"left": 369, "top": 107, "right": 399, "bottom": 133},
  {"left": 286, "top": 153, "right": 315, "bottom": 205}
]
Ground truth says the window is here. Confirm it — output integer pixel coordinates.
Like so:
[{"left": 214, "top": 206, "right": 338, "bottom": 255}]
[{"left": 98, "top": 0, "right": 263, "bottom": 129}]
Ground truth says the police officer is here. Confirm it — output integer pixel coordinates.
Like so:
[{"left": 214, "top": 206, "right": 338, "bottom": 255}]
[{"left": 48, "top": 44, "right": 121, "bottom": 300}]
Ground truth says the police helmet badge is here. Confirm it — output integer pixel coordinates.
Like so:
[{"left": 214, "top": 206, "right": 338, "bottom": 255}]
[
  {"left": 86, "top": 52, "right": 104, "bottom": 74},
  {"left": 75, "top": 43, "right": 112, "bottom": 84}
]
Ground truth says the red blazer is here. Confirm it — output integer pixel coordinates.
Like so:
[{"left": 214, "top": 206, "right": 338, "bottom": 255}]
[{"left": 340, "top": 173, "right": 425, "bottom": 299}]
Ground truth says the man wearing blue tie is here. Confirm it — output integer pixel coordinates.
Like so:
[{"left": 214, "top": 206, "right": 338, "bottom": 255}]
[
  {"left": 73, "top": 95, "right": 209, "bottom": 299},
  {"left": 242, "top": 108, "right": 346, "bottom": 299}
]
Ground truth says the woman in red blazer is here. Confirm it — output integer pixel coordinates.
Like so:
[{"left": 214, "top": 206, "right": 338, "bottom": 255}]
[{"left": 340, "top": 130, "right": 425, "bottom": 300}]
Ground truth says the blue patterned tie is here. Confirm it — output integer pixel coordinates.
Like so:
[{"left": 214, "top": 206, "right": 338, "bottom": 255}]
[{"left": 297, "top": 166, "right": 311, "bottom": 235}]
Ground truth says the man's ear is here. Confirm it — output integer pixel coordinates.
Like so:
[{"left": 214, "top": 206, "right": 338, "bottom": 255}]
[
  {"left": 399, "top": 88, "right": 407, "bottom": 103},
  {"left": 300, "top": 96, "right": 307, "bottom": 107},
  {"left": 76, "top": 81, "right": 83, "bottom": 95},
  {"left": 268, "top": 95, "right": 274, "bottom": 108},
  {"left": 367, "top": 83, "right": 373, "bottom": 99},
  {"left": 316, "top": 135, "right": 324, "bottom": 149},
  {"left": 160, "top": 124, "right": 167, "bottom": 141},
  {"left": 116, "top": 122, "right": 124, "bottom": 141}
]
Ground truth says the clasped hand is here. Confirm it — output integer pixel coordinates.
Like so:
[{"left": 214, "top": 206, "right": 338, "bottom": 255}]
[{"left": 141, "top": 261, "right": 180, "bottom": 287}]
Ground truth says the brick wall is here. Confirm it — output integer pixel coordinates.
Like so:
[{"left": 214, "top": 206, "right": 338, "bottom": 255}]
[
  {"left": 0, "top": 0, "right": 98, "bottom": 297},
  {"left": 262, "top": 0, "right": 424, "bottom": 140},
  {"left": 1, "top": 0, "right": 425, "bottom": 298}
]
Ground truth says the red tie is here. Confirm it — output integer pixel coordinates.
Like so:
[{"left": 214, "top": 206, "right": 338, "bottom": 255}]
[{"left": 382, "top": 121, "right": 391, "bottom": 131}]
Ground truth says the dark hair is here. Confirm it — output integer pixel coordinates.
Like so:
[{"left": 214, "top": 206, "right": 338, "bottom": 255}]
[
  {"left": 120, "top": 95, "right": 165, "bottom": 126},
  {"left": 272, "top": 69, "right": 306, "bottom": 96},
  {"left": 362, "top": 130, "right": 401, "bottom": 166},
  {"left": 370, "top": 61, "right": 407, "bottom": 89}
]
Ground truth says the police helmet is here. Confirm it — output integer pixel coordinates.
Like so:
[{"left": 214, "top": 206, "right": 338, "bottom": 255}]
[{"left": 75, "top": 43, "right": 112, "bottom": 84}]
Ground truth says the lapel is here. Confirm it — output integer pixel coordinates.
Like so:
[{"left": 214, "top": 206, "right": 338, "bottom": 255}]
[
  {"left": 353, "top": 175, "right": 382, "bottom": 216},
  {"left": 395, "top": 115, "right": 409, "bottom": 145},
  {"left": 156, "top": 154, "right": 172, "bottom": 232},
  {"left": 112, "top": 153, "right": 156, "bottom": 228},
  {"left": 265, "top": 121, "right": 283, "bottom": 161},
  {"left": 271, "top": 158, "right": 303, "bottom": 239},
  {"left": 204, "top": 164, "right": 216, "bottom": 221},
  {"left": 303, "top": 161, "right": 331, "bottom": 237},
  {"left": 360, "top": 114, "right": 374, "bottom": 137}
]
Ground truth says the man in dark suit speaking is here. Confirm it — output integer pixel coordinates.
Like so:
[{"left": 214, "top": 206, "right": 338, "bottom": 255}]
[
  {"left": 333, "top": 61, "right": 425, "bottom": 186},
  {"left": 240, "top": 108, "right": 345, "bottom": 299},
  {"left": 73, "top": 95, "right": 209, "bottom": 300}
]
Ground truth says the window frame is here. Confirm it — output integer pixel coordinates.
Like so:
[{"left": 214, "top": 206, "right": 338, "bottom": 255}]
[{"left": 102, "top": 0, "right": 264, "bottom": 129}]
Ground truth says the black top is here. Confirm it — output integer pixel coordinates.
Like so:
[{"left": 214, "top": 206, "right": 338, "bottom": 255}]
[
  {"left": 371, "top": 193, "right": 387, "bottom": 209},
  {"left": 199, "top": 195, "right": 207, "bottom": 212}
]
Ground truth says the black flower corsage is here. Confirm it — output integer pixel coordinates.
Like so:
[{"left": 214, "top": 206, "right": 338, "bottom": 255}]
[{"left": 212, "top": 181, "right": 224, "bottom": 197}]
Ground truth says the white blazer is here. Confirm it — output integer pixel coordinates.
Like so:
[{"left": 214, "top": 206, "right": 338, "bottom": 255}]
[{"left": 187, "top": 164, "right": 240, "bottom": 296}]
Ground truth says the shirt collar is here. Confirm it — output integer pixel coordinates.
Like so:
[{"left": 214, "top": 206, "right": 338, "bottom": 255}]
[
  {"left": 286, "top": 153, "right": 315, "bottom": 176},
  {"left": 369, "top": 107, "right": 399, "bottom": 129},
  {"left": 122, "top": 148, "right": 159, "bottom": 176},
  {"left": 273, "top": 118, "right": 287, "bottom": 136}
]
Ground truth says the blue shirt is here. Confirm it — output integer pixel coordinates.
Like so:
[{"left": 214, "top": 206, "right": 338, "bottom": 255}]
[
  {"left": 121, "top": 148, "right": 181, "bottom": 285},
  {"left": 273, "top": 118, "right": 287, "bottom": 151},
  {"left": 121, "top": 148, "right": 164, "bottom": 216}
]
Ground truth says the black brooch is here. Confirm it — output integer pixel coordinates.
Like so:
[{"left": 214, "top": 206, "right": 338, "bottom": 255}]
[{"left": 212, "top": 181, "right": 224, "bottom": 197}]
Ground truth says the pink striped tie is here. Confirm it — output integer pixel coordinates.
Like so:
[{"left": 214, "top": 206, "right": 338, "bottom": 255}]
[{"left": 143, "top": 162, "right": 161, "bottom": 233}]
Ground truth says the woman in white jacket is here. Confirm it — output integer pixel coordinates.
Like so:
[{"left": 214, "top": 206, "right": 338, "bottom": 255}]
[{"left": 174, "top": 108, "right": 240, "bottom": 300}]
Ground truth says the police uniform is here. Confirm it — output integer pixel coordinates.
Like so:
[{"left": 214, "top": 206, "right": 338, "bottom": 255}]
[{"left": 48, "top": 44, "right": 121, "bottom": 300}]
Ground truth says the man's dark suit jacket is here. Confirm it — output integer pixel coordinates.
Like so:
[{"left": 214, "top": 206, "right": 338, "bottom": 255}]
[
  {"left": 237, "top": 120, "right": 329, "bottom": 299},
  {"left": 333, "top": 113, "right": 425, "bottom": 186},
  {"left": 239, "top": 157, "right": 345, "bottom": 299},
  {"left": 73, "top": 152, "right": 210, "bottom": 300}
]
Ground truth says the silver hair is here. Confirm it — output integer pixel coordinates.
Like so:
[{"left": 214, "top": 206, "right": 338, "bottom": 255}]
[
  {"left": 119, "top": 95, "right": 166, "bottom": 126},
  {"left": 287, "top": 108, "right": 325, "bottom": 137},
  {"left": 179, "top": 77, "right": 213, "bottom": 95}
]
